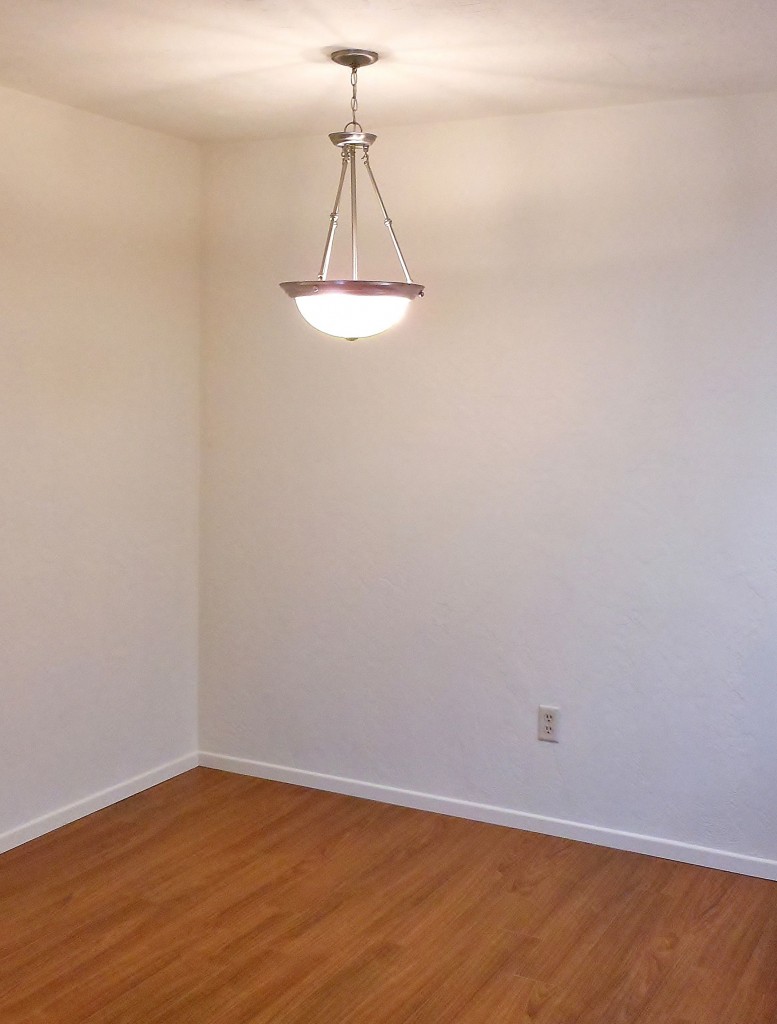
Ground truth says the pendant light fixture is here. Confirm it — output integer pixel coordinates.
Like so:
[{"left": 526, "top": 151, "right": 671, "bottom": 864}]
[{"left": 280, "top": 49, "right": 424, "bottom": 342}]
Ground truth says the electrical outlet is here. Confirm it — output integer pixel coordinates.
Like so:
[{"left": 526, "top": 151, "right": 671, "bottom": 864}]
[{"left": 538, "top": 705, "right": 560, "bottom": 742}]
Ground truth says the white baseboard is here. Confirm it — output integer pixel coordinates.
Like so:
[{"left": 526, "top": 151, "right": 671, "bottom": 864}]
[
  {"left": 6, "top": 750, "right": 775, "bottom": 882},
  {"left": 199, "top": 751, "right": 777, "bottom": 882},
  {"left": 0, "top": 752, "right": 199, "bottom": 856}
]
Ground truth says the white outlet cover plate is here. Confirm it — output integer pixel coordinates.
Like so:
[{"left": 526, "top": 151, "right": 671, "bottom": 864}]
[{"left": 538, "top": 705, "right": 560, "bottom": 742}]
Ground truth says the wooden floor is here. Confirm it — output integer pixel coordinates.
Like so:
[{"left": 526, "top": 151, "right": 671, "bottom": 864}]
[{"left": 1, "top": 769, "right": 775, "bottom": 1023}]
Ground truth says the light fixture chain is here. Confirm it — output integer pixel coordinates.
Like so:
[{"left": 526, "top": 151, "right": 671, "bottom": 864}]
[{"left": 350, "top": 68, "right": 358, "bottom": 124}]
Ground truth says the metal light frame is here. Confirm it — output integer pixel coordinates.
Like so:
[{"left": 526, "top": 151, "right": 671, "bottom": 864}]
[{"left": 280, "top": 49, "right": 424, "bottom": 339}]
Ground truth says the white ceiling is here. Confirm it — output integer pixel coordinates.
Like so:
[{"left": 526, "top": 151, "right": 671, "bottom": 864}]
[{"left": 0, "top": 0, "right": 776, "bottom": 141}]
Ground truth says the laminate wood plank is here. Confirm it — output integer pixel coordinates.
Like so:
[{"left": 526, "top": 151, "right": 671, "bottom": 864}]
[
  {"left": 630, "top": 870, "right": 777, "bottom": 1024},
  {"left": 722, "top": 908, "right": 777, "bottom": 1023},
  {"left": 0, "top": 767, "right": 774, "bottom": 1023},
  {"left": 397, "top": 931, "right": 538, "bottom": 1024}
]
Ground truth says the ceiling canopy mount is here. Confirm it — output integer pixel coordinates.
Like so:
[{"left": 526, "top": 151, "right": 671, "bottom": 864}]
[{"left": 329, "top": 49, "right": 379, "bottom": 70}]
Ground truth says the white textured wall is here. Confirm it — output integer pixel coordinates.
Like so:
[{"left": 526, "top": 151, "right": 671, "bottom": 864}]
[
  {"left": 201, "top": 91, "right": 777, "bottom": 868},
  {"left": 0, "top": 88, "right": 200, "bottom": 838}
]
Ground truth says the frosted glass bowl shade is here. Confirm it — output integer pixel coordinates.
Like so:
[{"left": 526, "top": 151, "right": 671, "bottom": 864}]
[{"left": 280, "top": 280, "right": 424, "bottom": 341}]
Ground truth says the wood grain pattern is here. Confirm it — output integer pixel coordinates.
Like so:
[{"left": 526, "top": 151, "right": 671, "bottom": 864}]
[{"left": 0, "top": 768, "right": 774, "bottom": 1022}]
